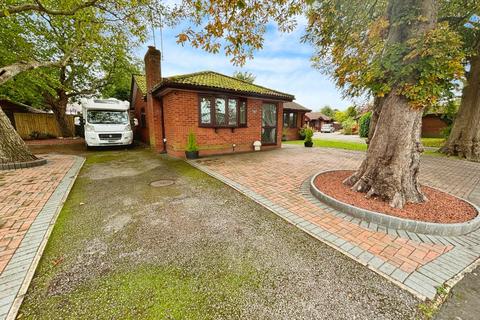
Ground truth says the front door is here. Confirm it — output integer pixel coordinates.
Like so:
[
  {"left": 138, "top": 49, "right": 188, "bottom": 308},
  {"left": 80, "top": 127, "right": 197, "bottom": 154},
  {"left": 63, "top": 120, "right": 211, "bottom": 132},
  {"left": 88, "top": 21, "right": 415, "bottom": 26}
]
[{"left": 261, "top": 103, "right": 277, "bottom": 145}]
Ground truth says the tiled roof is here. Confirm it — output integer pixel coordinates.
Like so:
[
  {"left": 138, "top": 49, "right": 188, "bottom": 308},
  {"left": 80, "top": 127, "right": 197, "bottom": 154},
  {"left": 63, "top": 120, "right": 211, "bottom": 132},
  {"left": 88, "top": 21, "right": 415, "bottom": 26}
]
[
  {"left": 153, "top": 71, "right": 294, "bottom": 101},
  {"left": 283, "top": 101, "right": 311, "bottom": 112},
  {"left": 305, "top": 112, "right": 331, "bottom": 121},
  {"left": 133, "top": 75, "right": 147, "bottom": 94}
]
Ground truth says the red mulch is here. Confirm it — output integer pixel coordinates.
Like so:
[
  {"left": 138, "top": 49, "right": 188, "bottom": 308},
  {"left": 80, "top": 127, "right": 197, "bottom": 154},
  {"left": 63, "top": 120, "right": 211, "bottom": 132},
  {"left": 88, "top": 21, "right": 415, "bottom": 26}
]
[{"left": 314, "top": 170, "right": 477, "bottom": 224}]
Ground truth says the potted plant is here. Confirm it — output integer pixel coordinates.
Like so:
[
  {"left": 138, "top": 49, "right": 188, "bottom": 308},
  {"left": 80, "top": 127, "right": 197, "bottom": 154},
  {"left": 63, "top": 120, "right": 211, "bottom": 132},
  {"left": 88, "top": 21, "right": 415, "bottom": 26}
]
[
  {"left": 185, "top": 131, "right": 199, "bottom": 159},
  {"left": 299, "top": 125, "right": 307, "bottom": 140},
  {"left": 304, "top": 126, "right": 314, "bottom": 147}
]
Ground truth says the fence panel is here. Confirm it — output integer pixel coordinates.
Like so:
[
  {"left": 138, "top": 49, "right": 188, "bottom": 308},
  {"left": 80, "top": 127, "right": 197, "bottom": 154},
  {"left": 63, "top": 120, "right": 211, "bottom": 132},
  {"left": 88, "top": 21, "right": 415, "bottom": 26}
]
[{"left": 13, "top": 113, "right": 75, "bottom": 139}]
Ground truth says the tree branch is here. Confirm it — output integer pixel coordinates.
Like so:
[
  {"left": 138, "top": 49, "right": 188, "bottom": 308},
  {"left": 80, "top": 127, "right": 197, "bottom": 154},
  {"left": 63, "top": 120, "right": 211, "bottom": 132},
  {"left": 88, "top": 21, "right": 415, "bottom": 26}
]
[
  {"left": 0, "top": 54, "right": 71, "bottom": 85},
  {"left": 0, "top": 0, "right": 100, "bottom": 18}
]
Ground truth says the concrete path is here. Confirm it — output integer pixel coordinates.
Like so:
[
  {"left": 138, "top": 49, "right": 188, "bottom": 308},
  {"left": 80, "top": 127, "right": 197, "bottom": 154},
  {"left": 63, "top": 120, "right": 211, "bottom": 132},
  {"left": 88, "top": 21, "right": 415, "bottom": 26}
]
[
  {"left": 313, "top": 132, "right": 367, "bottom": 143},
  {"left": 190, "top": 147, "right": 480, "bottom": 301},
  {"left": 0, "top": 155, "right": 84, "bottom": 320}
]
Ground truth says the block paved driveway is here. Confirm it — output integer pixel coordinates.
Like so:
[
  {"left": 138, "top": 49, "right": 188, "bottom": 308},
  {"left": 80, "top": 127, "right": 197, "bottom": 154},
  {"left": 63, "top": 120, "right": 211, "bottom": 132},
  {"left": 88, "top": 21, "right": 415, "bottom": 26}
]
[
  {"left": 0, "top": 155, "right": 83, "bottom": 320},
  {"left": 191, "top": 145, "right": 480, "bottom": 300}
]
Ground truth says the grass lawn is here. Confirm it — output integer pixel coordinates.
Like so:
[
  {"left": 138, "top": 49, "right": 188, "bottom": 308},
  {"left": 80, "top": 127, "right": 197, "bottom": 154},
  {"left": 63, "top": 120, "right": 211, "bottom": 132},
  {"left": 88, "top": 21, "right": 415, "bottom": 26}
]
[
  {"left": 421, "top": 138, "right": 446, "bottom": 148},
  {"left": 285, "top": 139, "right": 368, "bottom": 151},
  {"left": 284, "top": 138, "right": 446, "bottom": 156},
  {"left": 18, "top": 148, "right": 418, "bottom": 319}
]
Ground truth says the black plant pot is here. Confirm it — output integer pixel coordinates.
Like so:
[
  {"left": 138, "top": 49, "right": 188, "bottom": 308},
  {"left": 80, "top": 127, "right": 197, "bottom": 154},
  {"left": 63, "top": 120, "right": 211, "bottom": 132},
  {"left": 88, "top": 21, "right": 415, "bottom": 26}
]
[
  {"left": 185, "top": 151, "right": 199, "bottom": 159},
  {"left": 304, "top": 141, "right": 313, "bottom": 147}
]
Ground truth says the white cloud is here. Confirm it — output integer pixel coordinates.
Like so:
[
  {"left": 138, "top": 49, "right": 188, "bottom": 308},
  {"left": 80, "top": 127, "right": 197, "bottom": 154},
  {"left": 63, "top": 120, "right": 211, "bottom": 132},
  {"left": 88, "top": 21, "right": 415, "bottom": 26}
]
[{"left": 134, "top": 18, "right": 352, "bottom": 110}]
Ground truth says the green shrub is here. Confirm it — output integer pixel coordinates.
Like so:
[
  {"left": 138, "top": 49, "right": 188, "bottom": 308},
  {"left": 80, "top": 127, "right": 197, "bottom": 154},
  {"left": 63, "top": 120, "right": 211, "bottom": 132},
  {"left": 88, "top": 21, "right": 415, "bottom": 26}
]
[
  {"left": 440, "top": 124, "right": 452, "bottom": 139},
  {"left": 303, "top": 126, "right": 314, "bottom": 143},
  {"left": 298, "top": 125, "right": 308, "bottom": 140},
  {"left": 341, "top": 117, "right": 356, "bottom": 135},
  {"left": 29, "top": 131, "right": 56, "bottom": 140},
  {"left": 359, "top": 112, "right": 372, "bottom": 138},
  {"left": 186, "top": 131, "right": 199, "bottom": 152}
]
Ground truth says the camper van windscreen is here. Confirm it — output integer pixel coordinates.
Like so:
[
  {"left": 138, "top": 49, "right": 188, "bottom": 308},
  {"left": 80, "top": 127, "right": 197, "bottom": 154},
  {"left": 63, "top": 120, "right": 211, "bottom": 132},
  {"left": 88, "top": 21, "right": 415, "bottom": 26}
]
[{"left": 87, "top": 110, "right": 128, "bottom": 124}]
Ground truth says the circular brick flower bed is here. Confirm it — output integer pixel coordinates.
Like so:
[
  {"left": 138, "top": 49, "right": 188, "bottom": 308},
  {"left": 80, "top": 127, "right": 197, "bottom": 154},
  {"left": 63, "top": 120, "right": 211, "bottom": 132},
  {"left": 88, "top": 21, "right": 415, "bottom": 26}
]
[
  {"left": 0, "top": 158, "right": 47, "bottom": 170},
  {"left": 310, "top": 170, "right": 480, "bottom": 236}
]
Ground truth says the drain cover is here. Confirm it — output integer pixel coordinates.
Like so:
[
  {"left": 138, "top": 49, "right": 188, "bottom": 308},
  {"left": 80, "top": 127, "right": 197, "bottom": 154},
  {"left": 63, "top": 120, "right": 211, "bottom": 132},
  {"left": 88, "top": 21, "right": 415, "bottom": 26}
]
[{"left": 150, "top": 179, "right": 175, "bottom": 187}]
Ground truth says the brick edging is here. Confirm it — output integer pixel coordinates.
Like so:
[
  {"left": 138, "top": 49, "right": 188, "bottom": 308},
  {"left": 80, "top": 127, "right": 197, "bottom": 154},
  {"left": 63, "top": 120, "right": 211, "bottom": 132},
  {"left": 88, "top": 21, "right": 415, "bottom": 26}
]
[
  {"left": 309, "top": 170, "right": 480, "bottom": 236},
  {"left": 0, "top": 158, "right": 47, "bottom": 171}
]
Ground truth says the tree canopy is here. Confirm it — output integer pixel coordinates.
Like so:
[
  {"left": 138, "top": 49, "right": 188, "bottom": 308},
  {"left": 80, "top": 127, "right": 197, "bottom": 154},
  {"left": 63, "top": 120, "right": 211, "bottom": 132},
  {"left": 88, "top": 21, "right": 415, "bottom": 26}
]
[{"left": 233, "top": 71, "right": 256, "bottom": 83}]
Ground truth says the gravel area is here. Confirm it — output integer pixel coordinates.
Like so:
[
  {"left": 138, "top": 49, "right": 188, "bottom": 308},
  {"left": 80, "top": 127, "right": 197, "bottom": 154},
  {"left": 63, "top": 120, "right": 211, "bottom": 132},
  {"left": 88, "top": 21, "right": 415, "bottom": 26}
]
[
  {"left": 315, "top": 170, "right": 477, "bottom": 223},
  {"left": 435, "top": 265, "right": 480, "bottom": 320},
  {"left": 19, "top": 148, "right": 420, "bottom": 319}
]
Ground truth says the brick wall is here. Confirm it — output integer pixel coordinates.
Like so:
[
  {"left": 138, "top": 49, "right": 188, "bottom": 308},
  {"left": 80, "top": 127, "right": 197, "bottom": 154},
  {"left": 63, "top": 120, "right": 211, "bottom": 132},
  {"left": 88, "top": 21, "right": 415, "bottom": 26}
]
[
  {"left": 158, "top": 90, "right": 283, "bottom": 158},
  {"left": 144, "top": 46, "right": 165, "bottom": 152},
  {"left": 131, "top": 84, "right": 149, "bottom": 144},
  {"left": 422, "top": 115, "right": 448, "bottom": 138}
]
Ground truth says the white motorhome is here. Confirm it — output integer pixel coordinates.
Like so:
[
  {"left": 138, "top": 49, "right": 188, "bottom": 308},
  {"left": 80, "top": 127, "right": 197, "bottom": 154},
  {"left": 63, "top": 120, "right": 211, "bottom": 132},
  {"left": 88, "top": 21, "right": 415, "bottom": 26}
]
[{"left": 75, "top": 98, "right": 136, "bottom": 147}]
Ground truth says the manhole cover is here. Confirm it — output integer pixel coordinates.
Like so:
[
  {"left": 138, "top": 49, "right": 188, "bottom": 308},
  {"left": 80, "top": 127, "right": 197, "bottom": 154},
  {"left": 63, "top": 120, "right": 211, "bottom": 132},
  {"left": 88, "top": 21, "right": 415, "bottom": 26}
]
[{"left": 150, "top": 179, "right": 175, "bottom": 187}]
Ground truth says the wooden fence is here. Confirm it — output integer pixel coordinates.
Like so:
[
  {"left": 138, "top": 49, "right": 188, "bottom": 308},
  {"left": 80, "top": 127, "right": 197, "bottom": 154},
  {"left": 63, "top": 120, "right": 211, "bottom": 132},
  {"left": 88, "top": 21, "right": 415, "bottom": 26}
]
[{"left": 14, "top": 113, "right": 75, "bottom": 139}]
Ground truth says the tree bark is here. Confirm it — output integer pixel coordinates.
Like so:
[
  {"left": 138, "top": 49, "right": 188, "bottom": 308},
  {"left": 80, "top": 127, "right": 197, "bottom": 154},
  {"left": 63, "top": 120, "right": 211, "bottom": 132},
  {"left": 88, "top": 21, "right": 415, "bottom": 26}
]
[
  {"left": 344, "top": 0, "right": 436, "bottom": 209},
  {"left": 366, "top": 97, "right": 383, "bottom": 146},
  {"left": 0, "top": 107, "right": 37, "bottom": 164},
  {"left": 45, "top": 90, "right": 73, "bottom": 138},
  {"left": 440, "top": 53, "right": 480, "bottom": 162}
]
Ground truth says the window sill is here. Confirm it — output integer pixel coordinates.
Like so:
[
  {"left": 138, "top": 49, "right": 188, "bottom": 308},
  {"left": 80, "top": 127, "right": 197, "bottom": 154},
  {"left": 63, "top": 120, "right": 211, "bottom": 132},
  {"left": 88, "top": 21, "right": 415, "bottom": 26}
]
[{"left": 199, "top": 125, "right": 248, "bottom": 129}]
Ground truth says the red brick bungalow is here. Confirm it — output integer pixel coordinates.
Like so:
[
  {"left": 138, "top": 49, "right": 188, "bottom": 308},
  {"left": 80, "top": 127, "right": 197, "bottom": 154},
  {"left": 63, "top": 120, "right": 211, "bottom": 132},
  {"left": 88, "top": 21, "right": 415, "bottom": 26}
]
[
  {"left": 282, "top": 101, "right": 311, "bottom": 140},
  {"left": 304, "top": 112, "right": 333, "bottom": 131},
  {"left": 130, "top": 46, "right": 294, "bottom": 157}
]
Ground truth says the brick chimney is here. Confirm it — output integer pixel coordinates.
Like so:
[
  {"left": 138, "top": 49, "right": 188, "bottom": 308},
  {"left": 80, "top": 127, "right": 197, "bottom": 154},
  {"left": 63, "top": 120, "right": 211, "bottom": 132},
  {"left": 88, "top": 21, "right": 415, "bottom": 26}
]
[
  {"left": 143, "top": 46, "right": 164, "bottom": 152},
  {"left": 144, "top": 46, "right": 162, "bottom": 92}
]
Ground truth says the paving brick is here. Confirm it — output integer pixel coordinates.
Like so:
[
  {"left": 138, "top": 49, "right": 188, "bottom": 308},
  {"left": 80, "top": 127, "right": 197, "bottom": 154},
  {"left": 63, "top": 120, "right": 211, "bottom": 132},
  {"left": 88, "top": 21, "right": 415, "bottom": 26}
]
[
  {"left": 348, "top": 246, "right": 364, "bottom": 258},
  {"left": 0, "top": 155, "right": 82, "bottom": 320},
  {"left": 378, "top": 262, "right": 397, "bottom": 276},
  {"left": 192, "top": 146, "right": 480, "bottom": 300},
  {"left": 358, "top": 251, "right": 374, "bottom": 265}
]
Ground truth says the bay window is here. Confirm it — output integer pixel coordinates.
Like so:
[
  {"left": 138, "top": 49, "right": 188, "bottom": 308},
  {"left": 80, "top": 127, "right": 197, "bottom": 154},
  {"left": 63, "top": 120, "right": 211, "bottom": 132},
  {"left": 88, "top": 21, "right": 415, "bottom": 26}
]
[
  {"left": 199, "top": 94, "right": 247, "bottom": 127},
  {"left": 283, "top": 112, "right": 298, "bottom": 128}
]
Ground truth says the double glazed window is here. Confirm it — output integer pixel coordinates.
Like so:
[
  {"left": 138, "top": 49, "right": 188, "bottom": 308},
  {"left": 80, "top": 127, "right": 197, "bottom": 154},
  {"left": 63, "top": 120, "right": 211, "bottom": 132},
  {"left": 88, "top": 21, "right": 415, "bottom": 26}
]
[
  {"left": 283, "top": 112, "right": 298, "bottom": 128},
  {"left": 199, "top": 95, "right": 247, "bottom": 127}
]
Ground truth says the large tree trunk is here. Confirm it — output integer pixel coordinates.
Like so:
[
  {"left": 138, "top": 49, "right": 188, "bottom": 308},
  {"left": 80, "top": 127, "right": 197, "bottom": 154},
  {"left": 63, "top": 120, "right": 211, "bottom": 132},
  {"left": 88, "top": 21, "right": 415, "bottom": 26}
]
[
  {"left": 51, "top": 101, "right": 73, "bottom": 137},
  {"left": 45, "top": 88, "right": 74, "bottom": 137},
  {"left": 344, "top": 0, "right": 436, "bottom": 209},
  {"left": 440, "top": 53, "right": 480, "bottom": 162},
  {"left": 0, "top": 107, "right": 37, "bottom": 164},
  {"left": 366, "top": 97, "right": 383, "bottom": 146}
]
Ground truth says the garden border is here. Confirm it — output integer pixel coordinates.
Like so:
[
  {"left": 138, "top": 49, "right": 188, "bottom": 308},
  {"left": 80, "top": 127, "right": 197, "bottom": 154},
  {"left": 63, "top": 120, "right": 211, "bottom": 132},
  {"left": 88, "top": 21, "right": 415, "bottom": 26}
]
[
  {"left": 310, "top": 170, "right": 480, "bottom": 236},
  {"left": 0, "top": 159, "right": 47, "bottom": 171}
]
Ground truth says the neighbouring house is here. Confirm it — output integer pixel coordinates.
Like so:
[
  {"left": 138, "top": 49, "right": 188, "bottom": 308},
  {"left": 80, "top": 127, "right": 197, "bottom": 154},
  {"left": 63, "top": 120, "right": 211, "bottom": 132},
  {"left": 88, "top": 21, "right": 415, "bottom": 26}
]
[
  {"left": 304, "top": 112, "right": 333, "bottom": 131},
  {"left": 130, "top": 46, "right": 294, "bottom": 157},
  {"left": 0, "top": 97, "right": 47, "bottom": 130},
  {"left": 282, "top": 101, "right": 311, "bottom": 140},
  {"left": 421, "top": 113, "right": 449, "bottom": 138}
]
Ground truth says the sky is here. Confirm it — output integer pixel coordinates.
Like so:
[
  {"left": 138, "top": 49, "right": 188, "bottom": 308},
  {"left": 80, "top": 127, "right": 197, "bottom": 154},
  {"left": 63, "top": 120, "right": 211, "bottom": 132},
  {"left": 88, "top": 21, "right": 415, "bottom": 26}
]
[{"left": 134, "top": 19, "right": 353, "bottom": 111}]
